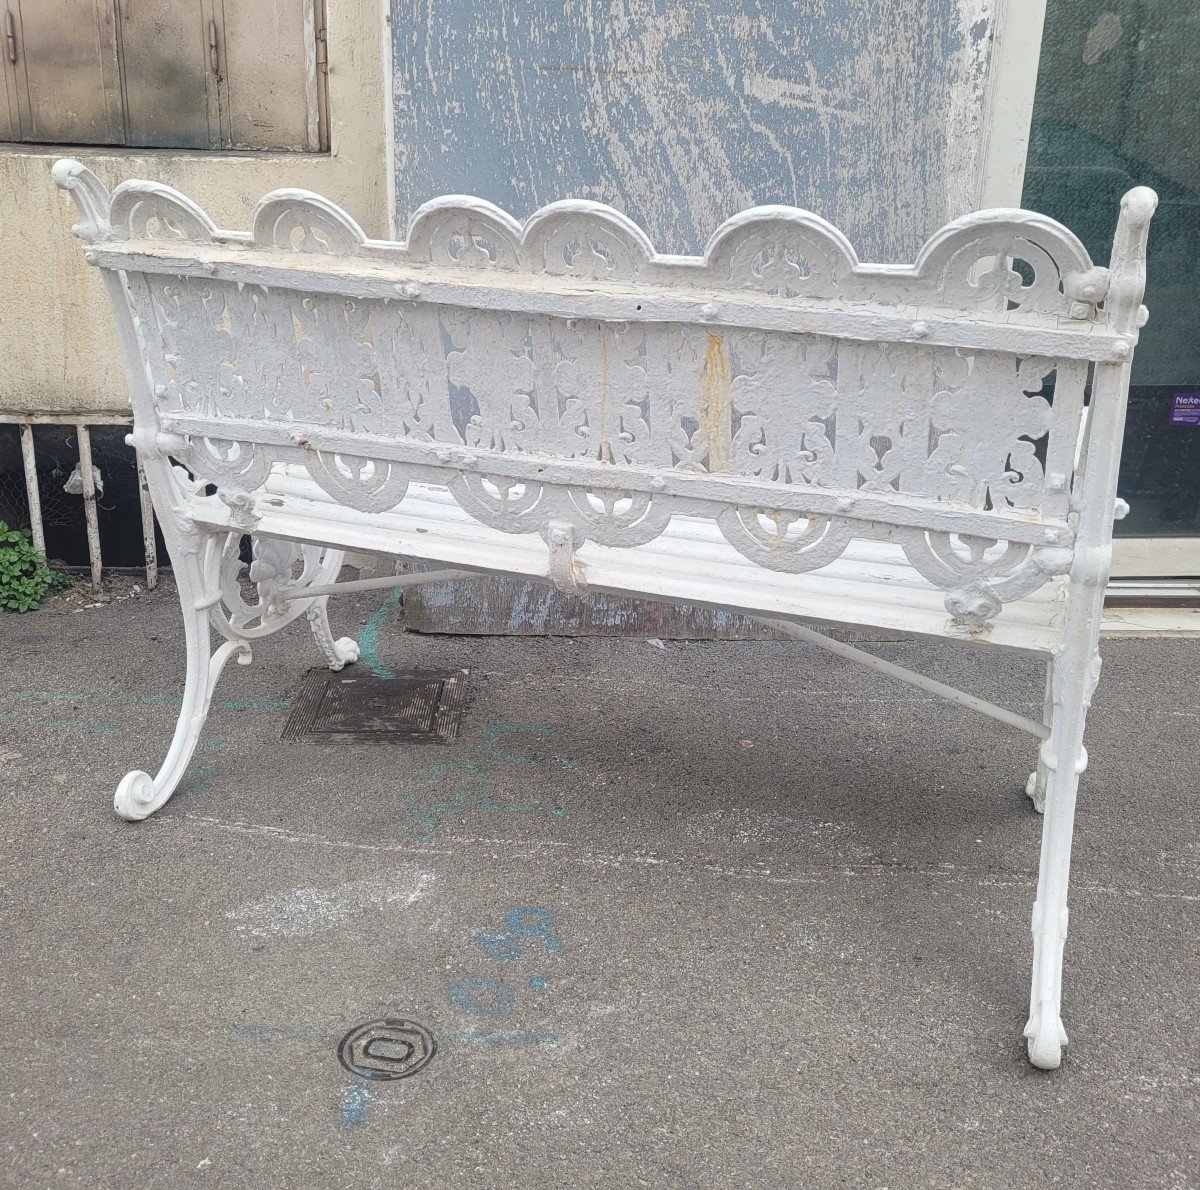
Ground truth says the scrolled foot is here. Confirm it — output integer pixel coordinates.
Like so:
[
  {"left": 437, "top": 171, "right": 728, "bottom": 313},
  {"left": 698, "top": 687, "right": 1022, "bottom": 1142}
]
[
  {"left": 1025, "top": 771, "right": 1046, "bottom": 814},
  {"left": 329, "top": 635, "right": 360, "bottom": 671},
  {"left": 1024, "top": 1001, "right": 1068, "bottom": 1070},
  {"left": 115, "top": 770, "right": 166, "bottom": 822},
  {"left": 305, "top": 599, "right": 359, "bottom": 671}
]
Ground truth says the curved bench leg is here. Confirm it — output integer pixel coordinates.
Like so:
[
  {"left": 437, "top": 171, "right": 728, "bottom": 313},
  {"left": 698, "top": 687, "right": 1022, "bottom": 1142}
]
[
  {"left": 306, "top": 595, "right": 359, "bottom": 671},
  {"left": 115, "top": 547, "right": 251, "bottom": 821},
  {"left": 1023, "top": 643, "right": 1099, "bottom": 1069}
]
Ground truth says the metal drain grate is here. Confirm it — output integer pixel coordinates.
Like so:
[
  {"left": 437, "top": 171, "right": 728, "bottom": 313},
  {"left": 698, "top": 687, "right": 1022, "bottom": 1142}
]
[
  {"left": 282, "top": 669, "right": 469, "bottom": 743},
  {"left": 338, "top": 1019, "right": 437, "bottom": 1080}
]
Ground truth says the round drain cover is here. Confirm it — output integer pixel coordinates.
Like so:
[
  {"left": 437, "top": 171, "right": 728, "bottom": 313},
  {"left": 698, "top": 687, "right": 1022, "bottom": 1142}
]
[{"left": 337, "top": 1019, "right": 437, "bottom": 1081}]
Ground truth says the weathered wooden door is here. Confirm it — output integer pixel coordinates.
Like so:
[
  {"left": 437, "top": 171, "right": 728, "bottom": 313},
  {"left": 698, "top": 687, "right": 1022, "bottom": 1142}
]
[{"left": 389, "top": 0, "right": 1001, "bottom": 633}]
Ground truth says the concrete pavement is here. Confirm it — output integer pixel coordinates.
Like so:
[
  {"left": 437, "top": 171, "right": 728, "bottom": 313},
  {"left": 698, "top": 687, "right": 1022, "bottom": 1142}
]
[{"left": 0, "top": 579, "right": 1197, "bottom": 1187}]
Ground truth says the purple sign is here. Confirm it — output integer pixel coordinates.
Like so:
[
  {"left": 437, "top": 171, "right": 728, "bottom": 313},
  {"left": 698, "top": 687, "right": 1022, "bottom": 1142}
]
[{"left": 1171, "top": 392, "right": 1200, "bottom": 427}]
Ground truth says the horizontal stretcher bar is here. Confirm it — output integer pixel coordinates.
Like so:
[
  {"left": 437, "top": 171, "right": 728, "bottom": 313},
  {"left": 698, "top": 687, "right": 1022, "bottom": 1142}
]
[
  {"left": 751, "top": 615, "right": 1050, "bottom": 738},
  {"left": 274, "top": 554, "right": 1049, "bottom": 737},
  {"left": 276, "top": 568, "right": 470, "bottom": 601},
  {"left": 158, "top": 416, "right": 1072, "bottom": 548}
]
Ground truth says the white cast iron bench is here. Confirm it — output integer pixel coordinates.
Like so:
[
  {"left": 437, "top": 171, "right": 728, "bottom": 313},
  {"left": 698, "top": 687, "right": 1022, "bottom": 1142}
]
[{"left": 54, "top": 159, "right": 1155, "bottom": 1069}]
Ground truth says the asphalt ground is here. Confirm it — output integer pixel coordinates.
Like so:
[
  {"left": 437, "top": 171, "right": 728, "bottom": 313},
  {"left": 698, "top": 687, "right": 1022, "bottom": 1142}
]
[{"left": 1, "top": 578, "right": 1197, "bottom": 1187}]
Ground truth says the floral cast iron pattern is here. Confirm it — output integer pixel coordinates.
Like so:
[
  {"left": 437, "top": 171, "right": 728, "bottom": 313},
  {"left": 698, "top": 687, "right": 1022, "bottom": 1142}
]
[{"left": 113, "top": 185, "right": 1106, "bottom": 628}]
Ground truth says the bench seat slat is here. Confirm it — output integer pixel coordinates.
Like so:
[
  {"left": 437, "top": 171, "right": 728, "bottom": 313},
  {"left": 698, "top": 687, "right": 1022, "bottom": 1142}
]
[{"left": 184, "top": 467, "right": 1068, "bottom": 655}]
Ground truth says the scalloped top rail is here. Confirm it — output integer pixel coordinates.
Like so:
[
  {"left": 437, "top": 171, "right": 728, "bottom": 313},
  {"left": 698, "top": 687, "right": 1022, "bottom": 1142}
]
[
  {"left": 53, "top": 159, "right": 1157, "bottom": 344},
  {"left": 53, "top": 161, "right": 1157, "bottom": 632}
]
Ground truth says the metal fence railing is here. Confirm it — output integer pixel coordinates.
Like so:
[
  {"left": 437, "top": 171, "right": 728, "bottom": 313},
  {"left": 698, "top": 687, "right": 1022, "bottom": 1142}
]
[{"left": 0, "top": 411, "right": 157, "bottom": 591}]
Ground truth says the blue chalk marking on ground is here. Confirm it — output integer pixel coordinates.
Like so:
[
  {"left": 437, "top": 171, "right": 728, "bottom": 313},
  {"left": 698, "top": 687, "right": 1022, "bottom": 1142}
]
[
  {"left": 424, "top": 759, "right": 478, "bottom": 780},
  {"left": 475, "top": 795, "right": 568, "bottom": 819},
  {"left": 180, "top": 767, "right": 216, "bottom": 798},
  {"left": 504, "top": 906, "right": 563, "bottom": 953},
  {"left": 216, "top": 699, "right": 291, "bottom": 712},
  {"left": 233, "top": 1021, "right": 329, "bottom": 1045},
  {"left": 402, "top": 725, "right": 574, "bottom": 842},
  {"left": 151, "top": 744, "right": 218, "bottom": 796},
  {"left": 3, "top": 691, "right": 287, "bottom": 712},
  {"left": 477, "top": 931, "right": 522, "bottom": 962},
  {"left": 403, "top": 788, "right": 471, "bottom": 844},
  {"left": 446, "top": 977, "right": 517, "bottom": 1016},
  {"left": 482, "top": 723, "right": 552, "bottom": 749},
  {"left": 449, "top": 911, "right": 562, "bottom": 1029},
  {"left": 341, "top": 1084, "right": 370, "bottom": 1126},
  {"left": 45, "top": 717, "right": 121, "bottom": 736},
  {"left": 357, "top": 590, "right": 402, "bottom": 678},
  {"left": 476, "top": 907, "right": 562, "bottom": 961},
  {"left": 186, "top": 772, "right": 217, "bottom": 801},
  {"left": 459, "top": 1030, "right": 557, "bottom": 1046},
  {"left": 203, "top": 738, "right": 229, "bottom": 753}
]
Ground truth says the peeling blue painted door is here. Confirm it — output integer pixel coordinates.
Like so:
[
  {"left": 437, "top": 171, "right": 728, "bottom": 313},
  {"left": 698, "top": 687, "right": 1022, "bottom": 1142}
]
[{"left": 391, "top": 0, "right": 995, "bottom": 260}]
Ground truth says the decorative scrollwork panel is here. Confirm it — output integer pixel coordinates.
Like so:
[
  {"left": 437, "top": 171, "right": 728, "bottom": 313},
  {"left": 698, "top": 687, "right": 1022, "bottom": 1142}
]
[
  {"left": 131, "top": 267, "right": 1085, "bottom": 537},
  {"left": 109, "top": 181, "right": 1122, "bottom": 631}
]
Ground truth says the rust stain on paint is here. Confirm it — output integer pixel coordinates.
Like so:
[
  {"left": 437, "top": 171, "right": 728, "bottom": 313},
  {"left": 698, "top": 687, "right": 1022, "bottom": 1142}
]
[{"left": 699, "top": 332, "right": 731, "bottom": 472}]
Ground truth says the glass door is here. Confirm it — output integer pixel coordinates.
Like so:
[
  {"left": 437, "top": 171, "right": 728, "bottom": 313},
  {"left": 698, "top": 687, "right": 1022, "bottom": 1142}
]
[{"left": 1023, "top": 0, "right": 1200, "bottom": 578}]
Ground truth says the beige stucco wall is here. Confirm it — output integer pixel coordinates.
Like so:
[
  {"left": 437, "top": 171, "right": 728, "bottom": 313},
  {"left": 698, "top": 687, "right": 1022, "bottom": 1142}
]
[{"left": 0, "top": 0, "right": 388, "bottom": 416}]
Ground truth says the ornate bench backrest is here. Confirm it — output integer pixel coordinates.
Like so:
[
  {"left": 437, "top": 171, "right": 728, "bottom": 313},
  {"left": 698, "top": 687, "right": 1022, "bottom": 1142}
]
[{"left": 55, "top": 161, "right": 1154, "bottom": 630}]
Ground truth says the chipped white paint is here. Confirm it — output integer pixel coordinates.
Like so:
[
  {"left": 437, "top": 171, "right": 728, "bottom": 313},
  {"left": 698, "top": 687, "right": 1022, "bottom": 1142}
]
[
  {"left": 944, "top": 0, "right": 997, "bottom": 218},
  {"left": 226, "top": 870, "right": 434, "bottom": 939},
  {"left": 56, "top": 161, "right": 1156, "bottom": 1071},
  {"left": 977, "top": 0, "right": 1048, "bottom": 209}
]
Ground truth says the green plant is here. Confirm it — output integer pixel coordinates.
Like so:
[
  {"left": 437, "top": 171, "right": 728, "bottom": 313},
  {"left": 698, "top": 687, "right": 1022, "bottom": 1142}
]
[{"left": 0, "top": 522, "right": 72, "bottom": 612}]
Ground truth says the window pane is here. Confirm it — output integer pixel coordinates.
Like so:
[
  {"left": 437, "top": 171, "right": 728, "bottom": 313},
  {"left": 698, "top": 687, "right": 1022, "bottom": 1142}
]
[{"left": 1025, "top": 0, "right": 1200, "bottom": 539}]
